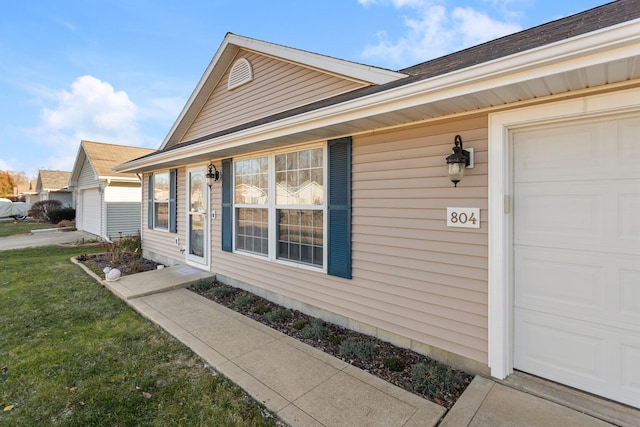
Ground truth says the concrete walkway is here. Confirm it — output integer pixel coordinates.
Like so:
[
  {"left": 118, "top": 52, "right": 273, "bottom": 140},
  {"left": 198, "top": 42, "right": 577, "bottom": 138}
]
[{"left": 71, "top": 262, "right": 639, "bottom": 427}]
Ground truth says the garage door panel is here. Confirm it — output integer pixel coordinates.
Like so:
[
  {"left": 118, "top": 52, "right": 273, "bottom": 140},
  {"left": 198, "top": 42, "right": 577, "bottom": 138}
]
[
  {"left": 515, "top": 247, "right": 605, "bottom": 313},
  {"left": 619, "top": 116, "right": 640, "bottom": 168},
  {"left": 516, "top": 247, "right": 640, "bottom": 330},
  {"left": 513, "top": 123, "right": 608, "bottom": 181},
  {"left": 513, "top": 115, "right": 640, "bottom": 408},
  {"left": 622, "top": 344, "right": 640, "bottom": 396},
  {"left": 515, "top": 310, "right": 608, "bottom": 383},
  {"left": 621, "top": 269, "right": 640, "bottom": 319},
  {"left": 620, "top": 193, "right": 640, "bottom": 243},
  {"left": 515, "top": 181, "right": 640, "bottom": 254},
  {"left": 514, "top": 117, "right": 640, "bottom": 182},
  {"left": 516, "top": 309, "right": 640, "bottom": 408},
  {"left": 81, "top": 189, "right": 101, "bottom": 236}
]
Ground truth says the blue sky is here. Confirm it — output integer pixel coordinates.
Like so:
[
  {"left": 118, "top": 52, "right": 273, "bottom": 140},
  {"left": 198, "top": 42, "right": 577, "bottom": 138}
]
[{"left": 0, "top": 0, "right": 609, "bottom": 178}]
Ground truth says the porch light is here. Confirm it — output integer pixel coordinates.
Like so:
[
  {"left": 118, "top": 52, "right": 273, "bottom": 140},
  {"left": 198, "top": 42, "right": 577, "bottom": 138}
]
[
  {"left": 206, "top": 162, "right": 220, "bottom": 187},
  {"left": 446, "top": 135, "right": 472, "bottom": 187}
]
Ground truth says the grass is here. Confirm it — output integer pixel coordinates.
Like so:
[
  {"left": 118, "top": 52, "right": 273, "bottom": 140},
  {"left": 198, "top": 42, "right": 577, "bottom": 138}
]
[
  {"left": 0, "top": 245, "right": 279, "bottom": 426},
  {"left": 0, "top": 220, "right": 52, "bottom": 237}
]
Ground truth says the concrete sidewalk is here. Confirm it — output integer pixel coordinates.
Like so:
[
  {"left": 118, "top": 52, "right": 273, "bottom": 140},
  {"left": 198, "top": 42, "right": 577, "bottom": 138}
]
[{"left": 77, "top": 263, "right": 637, "bottom": 426}]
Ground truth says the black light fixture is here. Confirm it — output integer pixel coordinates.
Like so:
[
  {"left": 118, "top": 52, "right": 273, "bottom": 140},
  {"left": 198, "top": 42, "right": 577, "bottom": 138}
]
[
  {"left": 445, "top": 135, "right": 471, "bottom": 187},
  {"left": 206, "top": 162, "right": 220, "bottom": 187}
]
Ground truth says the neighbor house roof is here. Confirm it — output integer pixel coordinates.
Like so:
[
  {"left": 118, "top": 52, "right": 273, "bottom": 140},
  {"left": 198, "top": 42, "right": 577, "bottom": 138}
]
[
  {"left": 70, "top": 140, "right": 155, "bottom": 185},
  {"left": 115, "top": 0, "right": 640, "bottom": 173},
  {"left": 37, "top": 170, "right": 72, "bottom": 192}
]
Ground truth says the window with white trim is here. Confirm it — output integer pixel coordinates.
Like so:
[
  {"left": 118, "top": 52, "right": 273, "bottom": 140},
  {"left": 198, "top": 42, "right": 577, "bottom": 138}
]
[
  {"left": 234, "top": 146, "right": 325, "bottom": 268},
  {"left": 153, "top": 172, "right": 170, "bottom": 230}
]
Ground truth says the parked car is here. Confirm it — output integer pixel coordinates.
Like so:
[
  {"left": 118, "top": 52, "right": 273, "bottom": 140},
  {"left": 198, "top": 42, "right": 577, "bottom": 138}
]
[{"left": 0, "top": 198, "right": 31, "bottom": 220}]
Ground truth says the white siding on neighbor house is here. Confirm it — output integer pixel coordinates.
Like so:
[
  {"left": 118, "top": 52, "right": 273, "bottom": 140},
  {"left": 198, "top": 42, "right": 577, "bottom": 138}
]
[
  {"left": 141, "top": 167, "right": 187, "bottom": 266},
  {"left": 106, "top": 202, "right": 142, "bottom": 239},
  {"left": 104, "top": 183, "right": 142, "bottom": 202},
  {"left": 78, "top": 157, "right": 99, "bottom": 188},
  {"left": 179, "top": 49, "right": 367, "bottom": 144},
  {"left": 205, "top": 115, "right": 489, "bottom": 366}
]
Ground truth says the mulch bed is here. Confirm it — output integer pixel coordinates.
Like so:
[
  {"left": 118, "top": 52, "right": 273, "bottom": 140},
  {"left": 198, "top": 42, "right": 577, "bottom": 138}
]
[
  {"left": 78, "top": 251, "right": 473, "bottom": 409},
  {"left": 190, "top": 280, "right": 473, "bottom": 409}
]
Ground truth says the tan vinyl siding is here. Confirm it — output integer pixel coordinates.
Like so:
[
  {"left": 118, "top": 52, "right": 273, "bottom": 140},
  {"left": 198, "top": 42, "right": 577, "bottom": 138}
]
[
  {"left": 208, "top": 115, "right": 489, "bottom": 365},
  {"left": 141, "top": 168, "right": 186, "bottom": 266},
  {"left": 179, "top": 50, "right": 367, "bottom": 144}
]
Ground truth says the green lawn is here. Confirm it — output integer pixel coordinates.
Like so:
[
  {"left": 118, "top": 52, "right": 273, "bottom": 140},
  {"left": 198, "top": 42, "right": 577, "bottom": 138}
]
[
  {"left": 0, "top": 245, "right": 279, "bottom": 426},
  {"left": 0, "top": 220, "right": 53, "bottom": 237}
]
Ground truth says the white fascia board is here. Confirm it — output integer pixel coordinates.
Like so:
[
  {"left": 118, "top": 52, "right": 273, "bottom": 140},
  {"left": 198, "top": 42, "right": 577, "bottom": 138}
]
[{"left": 121, "top": 19, "right": 640, "bottom": 172}]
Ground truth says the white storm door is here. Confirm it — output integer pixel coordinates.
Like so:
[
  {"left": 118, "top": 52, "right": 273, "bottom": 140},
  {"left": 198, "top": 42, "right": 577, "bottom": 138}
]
[
  {"left": 186, "top": 167, "right": 209, "bottom": 267},
  {"left": 512, "top": 116, "right": 640, "bottom": 408}
]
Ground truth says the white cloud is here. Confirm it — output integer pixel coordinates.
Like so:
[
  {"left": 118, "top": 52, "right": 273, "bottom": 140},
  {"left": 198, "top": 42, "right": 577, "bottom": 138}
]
[
  {"left": 360, "top": 0, "right": 522, "bottom": 68},
  {"left": 29, "top": 75, "right": 141, "bottom": 171}
]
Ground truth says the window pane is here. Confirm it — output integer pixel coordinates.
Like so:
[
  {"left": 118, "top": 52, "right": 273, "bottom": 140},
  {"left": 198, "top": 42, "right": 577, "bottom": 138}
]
[
  {"left": 275, "top": 148, "right": 323, "bottom": 206},
  {"left": 235, "top": 157, "right": 268, "bottom": 205},
  {"left": 235, "top": 207, "right": 268, "bottom": 256},
  {"left": 155, "top": 202, "right": 168, "bottom": 229},
  {"left": 277, "top": 209, "right": 323, "bottom": 267},
  {"left": 190, "top": 214, "right": 204, "bottom": 256},
  {"left": 154, "top": 172, "right": 169, "bottom": 201}
]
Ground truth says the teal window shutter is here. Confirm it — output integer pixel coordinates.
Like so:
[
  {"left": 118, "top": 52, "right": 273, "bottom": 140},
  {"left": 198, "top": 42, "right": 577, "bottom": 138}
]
[
  {"left": 147, "top": 173, "right": 153, "bottom": 229},
  {"left": 327, "top": 137, "right": 352, "bottom": 279},
  {"left": 169, "top": 169, "right": 177, "bottom": 233},
  {"left": 221, "top": 158, "right": 233, "bottom": 252}
]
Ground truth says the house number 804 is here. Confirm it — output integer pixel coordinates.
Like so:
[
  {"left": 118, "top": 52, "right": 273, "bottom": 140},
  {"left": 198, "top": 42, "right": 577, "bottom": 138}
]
[{"left": 447, "top": 207, "right": 480, "bottom": 229}]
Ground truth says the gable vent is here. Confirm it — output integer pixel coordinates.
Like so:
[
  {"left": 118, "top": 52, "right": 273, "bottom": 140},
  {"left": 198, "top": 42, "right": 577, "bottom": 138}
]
[{"left": 228, "top": 58, "right": 253, "bottom": 90}]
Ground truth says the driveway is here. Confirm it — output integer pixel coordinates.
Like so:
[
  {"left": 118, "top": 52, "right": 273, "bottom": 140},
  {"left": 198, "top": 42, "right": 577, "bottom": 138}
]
[{"left": 0, "top": 230, "right": 98, "bottom": 251}]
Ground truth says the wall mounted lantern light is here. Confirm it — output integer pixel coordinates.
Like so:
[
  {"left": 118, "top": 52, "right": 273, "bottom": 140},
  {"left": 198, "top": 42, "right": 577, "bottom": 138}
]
[
  {"left": 206, "top": 162, "right": 221, "bottom": 187},
  {"left": 445, "top": 135, "right": 473, "bottom": 187}
]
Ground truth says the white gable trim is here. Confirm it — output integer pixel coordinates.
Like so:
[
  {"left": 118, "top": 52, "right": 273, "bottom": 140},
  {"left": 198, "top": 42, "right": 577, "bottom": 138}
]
[{"left": 158, "top": 33, "right": 407, "bottom": 151}]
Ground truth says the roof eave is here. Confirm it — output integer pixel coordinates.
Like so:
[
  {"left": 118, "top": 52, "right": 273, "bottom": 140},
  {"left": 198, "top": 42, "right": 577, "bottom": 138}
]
[{"left": 116, "top": 18, "right": 640, "bottom": 173}]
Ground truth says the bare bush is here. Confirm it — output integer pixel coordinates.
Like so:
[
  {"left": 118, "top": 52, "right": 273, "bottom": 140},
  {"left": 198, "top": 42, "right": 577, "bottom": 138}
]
[{"left": 29, "top": 199, "right": 62, "bottom": 223}]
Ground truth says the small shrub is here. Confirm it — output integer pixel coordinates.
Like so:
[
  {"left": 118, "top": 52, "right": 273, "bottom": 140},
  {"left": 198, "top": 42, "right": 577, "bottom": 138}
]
[
  {"left": 210, "top": 286, "right": 236, "bottom": 298},
  {"left": 192, "top": 279, "right": 214, "bottom": 292},
  {"left": 293, "top": 320, "right": 309, "bottom": 330},
  {"left": 339, "top": 337, "right": 376, "bottom": 361},
  {"left": 301, "top": 319, "right": 328, "bottom": 340},
  {"left": 48, "top": 207, "right": 76, "bottom": 223},
  {"left": 264, "top": 308, "right": 292, "bottom": 323},
  {"left": 56, "top": 219, "right": 76, "bottom": 229},
  {"left": 103, "top": 232, "right": 141, "bottom": 264},
  {"left": 234, "top": 294, "right": 255, "bottom": 307},
  {"left": 252, "top": 304, "right": 271, "bottom": 315},
  {"left": 384, "top": 356, "right": 406, "bottom": 372},
  {"left": 329, "top": 334, "right": 345, "bottom": 345},
  {"left": 29, "top": 199, "right": 62, "bottom": 222},
  {"left": 410, "top": 362, "right": 463, "bottom": 399}
]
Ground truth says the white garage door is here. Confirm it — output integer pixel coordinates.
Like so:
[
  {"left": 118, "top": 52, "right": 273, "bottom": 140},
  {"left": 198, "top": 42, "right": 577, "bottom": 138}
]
[
  {"left": 81, "top": 188, "right": 101, "bottom": 236},
  {"left": 512, "top": 115, "right": 640, "bottom": 408}
]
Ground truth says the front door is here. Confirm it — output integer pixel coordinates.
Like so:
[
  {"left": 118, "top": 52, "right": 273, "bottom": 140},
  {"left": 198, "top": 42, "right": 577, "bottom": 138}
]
[{"left": 187, "top": 167, "right": 209, "bottom": 267}]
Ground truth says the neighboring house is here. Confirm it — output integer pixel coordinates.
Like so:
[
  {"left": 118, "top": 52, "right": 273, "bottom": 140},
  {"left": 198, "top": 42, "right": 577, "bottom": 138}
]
[
  {"left": 17, "top": 180, "right": 38, "bottom": 203},
  {"left": 35, "top": 170, "right": 72, "bottom": 206},
  {"left": 69, "top": 140, "right": 154, "bottom": 240},
  {"left": 115, "top": 1, "right": 640, "bottom": 409}
]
